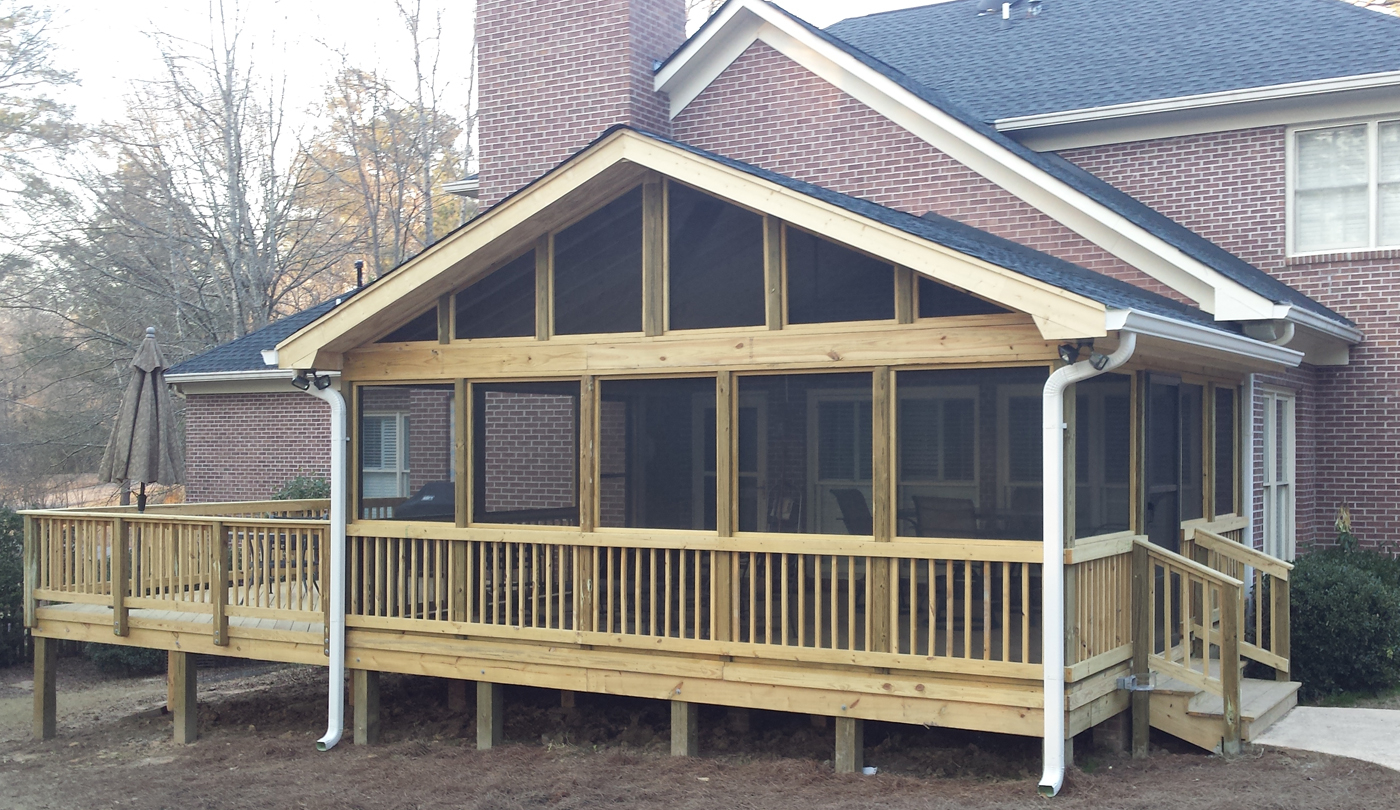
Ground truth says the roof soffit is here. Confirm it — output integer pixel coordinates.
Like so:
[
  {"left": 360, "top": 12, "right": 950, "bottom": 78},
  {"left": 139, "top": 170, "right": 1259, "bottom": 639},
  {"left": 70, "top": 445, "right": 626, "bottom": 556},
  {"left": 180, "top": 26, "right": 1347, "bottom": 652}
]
[
  {"left": 274, "top": 129, "right": 1114, "bottom": 369},
  {"left": 654, "top": 0, "right": 1297, "bottom": 326}
]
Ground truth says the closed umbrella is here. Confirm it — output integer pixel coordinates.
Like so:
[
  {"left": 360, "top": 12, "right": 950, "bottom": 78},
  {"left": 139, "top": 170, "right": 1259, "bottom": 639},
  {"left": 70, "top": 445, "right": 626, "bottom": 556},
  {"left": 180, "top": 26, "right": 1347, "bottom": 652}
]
[{"left": 99, "top": 327, "right": 184, "bottom": 511}]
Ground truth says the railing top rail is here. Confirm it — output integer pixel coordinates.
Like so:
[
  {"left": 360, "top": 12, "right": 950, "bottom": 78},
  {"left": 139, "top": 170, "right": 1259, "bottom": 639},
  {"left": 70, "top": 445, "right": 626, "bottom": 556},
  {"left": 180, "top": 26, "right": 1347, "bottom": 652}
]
[
  {"left": 29, "top": 498, "right": 330, "bottom": 516},
  {"left": 1191, "top": 529, "right": 1293, "bottom": 579},
  {"left": 1134, "top": 537, "right": 1243, "bottom": 589},
  {"left": 349, "top": 520, "right": 1045, "bottom": 562},
  {"left": 21, "top": 508, "right": 330, "bottom": 528}
]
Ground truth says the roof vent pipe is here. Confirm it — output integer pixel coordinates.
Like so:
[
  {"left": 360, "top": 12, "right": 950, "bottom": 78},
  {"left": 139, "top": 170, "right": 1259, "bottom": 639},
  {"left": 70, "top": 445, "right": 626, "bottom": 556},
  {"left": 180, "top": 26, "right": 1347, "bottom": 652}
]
[
  {"left": 355, "top": 260, "right": 365, "bottom": 290},
  {"left": 1038, "top": 330, "right": 1138, "bottom": 797}
]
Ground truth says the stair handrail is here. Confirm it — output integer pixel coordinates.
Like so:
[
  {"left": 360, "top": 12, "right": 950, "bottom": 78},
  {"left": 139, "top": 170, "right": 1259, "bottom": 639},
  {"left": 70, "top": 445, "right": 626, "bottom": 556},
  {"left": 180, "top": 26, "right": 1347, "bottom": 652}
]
[
  {"left": 1132, "top": 537, "right": 1244, "bottom": 755},
  {"left": 1187, "top": 528, "right": 1292, "bottom": 680}
]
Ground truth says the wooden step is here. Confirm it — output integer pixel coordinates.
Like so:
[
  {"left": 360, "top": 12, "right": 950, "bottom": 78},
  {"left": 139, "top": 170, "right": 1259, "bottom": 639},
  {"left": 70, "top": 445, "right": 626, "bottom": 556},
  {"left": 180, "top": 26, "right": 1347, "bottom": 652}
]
[{"left": 1149, "top": 675, "right": 1301, "bottom": 752}]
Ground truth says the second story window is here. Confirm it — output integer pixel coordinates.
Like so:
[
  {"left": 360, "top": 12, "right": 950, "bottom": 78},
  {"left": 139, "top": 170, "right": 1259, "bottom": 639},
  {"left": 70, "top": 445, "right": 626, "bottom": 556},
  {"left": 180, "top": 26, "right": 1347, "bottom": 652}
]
[{"left": 1291, "top": 119, "right": 1400, "bottom": 254}]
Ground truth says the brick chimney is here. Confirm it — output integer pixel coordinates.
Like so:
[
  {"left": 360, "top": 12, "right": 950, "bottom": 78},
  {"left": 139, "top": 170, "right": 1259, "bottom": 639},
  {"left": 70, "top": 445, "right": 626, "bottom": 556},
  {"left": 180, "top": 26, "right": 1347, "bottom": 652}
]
[{"left": 476, "top": 0, "right": 687, "bottom": 206}]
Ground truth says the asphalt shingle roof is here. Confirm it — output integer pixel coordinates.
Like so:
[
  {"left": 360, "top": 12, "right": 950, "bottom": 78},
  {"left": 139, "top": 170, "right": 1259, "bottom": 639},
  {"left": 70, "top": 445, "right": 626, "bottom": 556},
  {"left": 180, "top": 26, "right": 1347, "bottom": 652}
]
[
  {"left": 762, "top": 2, "right": 1352, "bottom": 326},
  {"left": 826, "top": 0, "right": 1400, "bottom": 122},
  {"left": 166, "top": 294, "right": 356, "bottom": 376}
]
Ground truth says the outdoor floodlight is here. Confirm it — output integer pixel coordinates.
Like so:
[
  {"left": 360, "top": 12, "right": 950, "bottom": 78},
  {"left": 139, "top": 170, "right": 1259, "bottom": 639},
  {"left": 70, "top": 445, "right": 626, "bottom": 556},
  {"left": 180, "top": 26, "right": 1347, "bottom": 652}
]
[
  {"left": 292, "top": 371, "right": 311, "bottom": 390},
  {"left": 1057, "top": 343, "right": 1079, "bottom": 365},
  {"left": 314, "top": 372, "right": 333, "bottom": 390}
]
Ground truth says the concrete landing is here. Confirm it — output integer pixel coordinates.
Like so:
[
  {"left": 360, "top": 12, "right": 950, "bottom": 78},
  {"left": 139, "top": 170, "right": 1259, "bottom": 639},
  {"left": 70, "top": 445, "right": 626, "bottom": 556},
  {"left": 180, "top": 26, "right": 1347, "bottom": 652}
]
[{"left": 1254, "top": 707, "right": 1400, "bottom": 772}]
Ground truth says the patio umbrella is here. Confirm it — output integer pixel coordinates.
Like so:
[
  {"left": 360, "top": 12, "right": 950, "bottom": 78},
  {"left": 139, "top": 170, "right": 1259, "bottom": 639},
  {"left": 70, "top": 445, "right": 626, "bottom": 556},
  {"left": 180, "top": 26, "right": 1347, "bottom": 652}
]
[{"left": 99, "top": 327, "right": 184, "bottom": 511}]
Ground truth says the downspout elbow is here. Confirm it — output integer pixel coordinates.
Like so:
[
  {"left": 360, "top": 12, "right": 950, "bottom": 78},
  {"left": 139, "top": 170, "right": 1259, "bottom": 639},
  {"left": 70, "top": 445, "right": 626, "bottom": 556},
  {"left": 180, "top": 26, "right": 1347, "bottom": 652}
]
[
  {"left": 1038, "top": 332, "right": 1136, "bottom": 797},
  {"left": 303, "top": 381, "right": 347, "bottom": 752}
]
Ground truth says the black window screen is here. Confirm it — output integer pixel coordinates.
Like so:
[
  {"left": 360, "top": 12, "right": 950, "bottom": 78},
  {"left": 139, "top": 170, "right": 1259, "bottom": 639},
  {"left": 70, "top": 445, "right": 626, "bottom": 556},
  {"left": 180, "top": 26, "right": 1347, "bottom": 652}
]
[
  {"left": 918, "top": 276, "right": 1010, "bottom": 318},
  {"left": 1075, "top": 374, "right": 1131, "bottom": 539},
  {"left": 1180, "top": 383, "right": 1204, "bottom": 521},
  {"left": 1214, "top": 387, "right": 1237, "bottom": 516},
  {"left": 786, "top": 228, "right": 894, "bottom": 324},
  {"left": 668, "top": 184, "right": 765, "bottom": 330},
  {"left": 377, "top": 306, "right": 438, "bottom": 343},
  {"left": 599, "top": 377, "right": 716, "bottom": 530},
  {"left": 359, "top": 384, "right": 455, "bottom": 522},
  {"left": 554, "top": 188, "right": 643, "bottom": 335},
  {"left": 896, "top": 367, "right": 1048, "bottom": 540},
  {"left": 472, "top": 382, "right": 579, "bottom": 525},
  {"left": 456, "top": 250, "right": 536, "bottom": 339}
]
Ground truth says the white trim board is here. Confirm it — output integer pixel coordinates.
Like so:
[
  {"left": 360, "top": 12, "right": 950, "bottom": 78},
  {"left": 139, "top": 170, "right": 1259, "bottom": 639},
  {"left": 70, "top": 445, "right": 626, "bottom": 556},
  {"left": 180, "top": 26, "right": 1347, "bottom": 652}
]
[{"left": 653, "top": 0, "right": 1338, "bottom": 328}]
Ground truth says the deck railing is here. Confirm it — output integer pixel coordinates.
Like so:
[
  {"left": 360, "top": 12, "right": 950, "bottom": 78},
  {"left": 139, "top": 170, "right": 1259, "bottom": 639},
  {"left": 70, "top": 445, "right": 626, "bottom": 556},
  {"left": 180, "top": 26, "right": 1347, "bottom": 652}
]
[
  {"left": 344, "top": 523, "right": 1043, "bottom": 677},
  {"left": 24, "top": 510, "right": 329, "bottom": 645},
  {"left": 1184, "top": 525, "right": 1292, "bottom": 680}
]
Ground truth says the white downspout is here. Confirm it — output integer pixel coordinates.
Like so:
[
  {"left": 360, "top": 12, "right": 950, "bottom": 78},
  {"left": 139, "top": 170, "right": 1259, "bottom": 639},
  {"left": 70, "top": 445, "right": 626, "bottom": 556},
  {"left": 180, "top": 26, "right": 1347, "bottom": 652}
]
[
  {"left": 306, "top": 382, "right": 347, "bottom": 751},
  {"left": 1038, "top": 331, "right": 1137, "bottom": 797}
]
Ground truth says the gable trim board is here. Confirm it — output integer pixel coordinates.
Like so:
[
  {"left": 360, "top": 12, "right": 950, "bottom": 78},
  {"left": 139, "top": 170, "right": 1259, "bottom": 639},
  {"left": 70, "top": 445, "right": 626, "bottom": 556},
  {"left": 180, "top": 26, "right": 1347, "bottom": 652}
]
[
  {"left": 275, "top": 127, "right": 1298, "bottom": 376},
  {"left": 995, "top": 69, "right": 1400, "bottom": 151},
  {"left": 654, "top": 0, "right": 1358, "bottom": 354}
]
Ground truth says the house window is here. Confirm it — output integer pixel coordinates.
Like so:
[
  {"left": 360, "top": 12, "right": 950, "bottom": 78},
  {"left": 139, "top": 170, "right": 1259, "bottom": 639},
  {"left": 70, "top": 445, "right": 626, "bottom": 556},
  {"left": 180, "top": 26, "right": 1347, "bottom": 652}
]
[
  {"left": 361, "top": 413, "right": 408, "bottom": 499},
  {"left": 1261, "top": 389, "right": 1295, "bottom": 560},
  {"left": 1290, "top": 119, "right": 1400, "bottom": 254}
]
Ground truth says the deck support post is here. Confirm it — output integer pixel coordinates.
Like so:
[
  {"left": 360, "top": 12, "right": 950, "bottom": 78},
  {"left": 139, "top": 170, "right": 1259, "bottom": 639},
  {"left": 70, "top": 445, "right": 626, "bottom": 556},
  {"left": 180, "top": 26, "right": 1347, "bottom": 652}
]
[
  {"left": 1063, "top": 734, "right": 1075, "bottom": 769},
  {"left": 560, "top": 690, "right": 577, "bottom": 710},
  {"left": 32, "top": 635, "right": 56, "bottom": 741},
  {"left": 477, "top": 682, "right": 503, "bottom": 750},
  {"left": 670, "top": 700, "right": 698, "bottom": 757},
  {"left": 446, "top": 679, "right": 468, "bottom": 714},
  {"left": 353, "top": 670, "right": 380, "bottom": 745},
  {"left": 169, "top": 650, "right": 197, "bottom": 744},
  {"left": 834, "top": 717, "right": 863, "bottom": 773},
  {"left": 1130, "top": 541, "right": 1151, "bottom": 759}
]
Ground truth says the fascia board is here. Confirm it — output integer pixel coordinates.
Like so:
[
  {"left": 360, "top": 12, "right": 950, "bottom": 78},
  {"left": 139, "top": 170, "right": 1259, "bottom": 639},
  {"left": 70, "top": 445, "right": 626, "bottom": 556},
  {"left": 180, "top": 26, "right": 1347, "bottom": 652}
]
[
  {"left": 999, "top": 70, "right": 1400, "bottom": 150},
  {"left": 276, "top": 136, "right": 637, "bottom": 369},
  {"left": 1272, "top": 303, "right": 1364, "bottom": 345},
  {"left": 1106, "top": 309, "right": 1303, "bottom": 368},
  {"left": 659, "top": 0, "right": 1280, "bottom": 322},
  {"left": 615, "top": 136, "right": 1107, "bottom": 339},
  {"left": 655, "top": 4, "right": 763, "bottom": 114}
]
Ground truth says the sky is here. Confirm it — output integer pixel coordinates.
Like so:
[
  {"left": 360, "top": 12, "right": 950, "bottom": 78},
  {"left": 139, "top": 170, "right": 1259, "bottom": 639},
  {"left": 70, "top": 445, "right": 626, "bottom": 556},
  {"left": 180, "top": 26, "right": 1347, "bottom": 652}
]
[{"left": 47, "top": 0, "right": 944, "bottom": 128}]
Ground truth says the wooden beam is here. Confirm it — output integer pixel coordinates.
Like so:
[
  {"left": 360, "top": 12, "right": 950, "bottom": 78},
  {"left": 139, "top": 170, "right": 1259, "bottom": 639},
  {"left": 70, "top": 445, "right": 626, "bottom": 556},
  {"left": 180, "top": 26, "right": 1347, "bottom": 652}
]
[
  {"left": 535, "top": 234, "right": 552, "bottom": 341},
  {"left": 477, "top": 681, "right": 503, "bottom": 750},
  {"left": 353, "top": 669, "right": 381, "bottom": 744},
  {"left": 764, "top": 216, "right": 783, "bottom": 330},
  {"left": 211, "top": 521, "right": 228, "bottom": 646},
  {"left": 437, "top": 293, "right": 452, "bottom": 345},
  {"left": 111, "top": 517, "right": 128, "bottom": 637},
  {"left": 1131, "top": 540, "right": 1150, "bottom": 759},
  {"left": 834, "top": 716, "right": 863, "bottom": 773},
  {"left": 895, "top": 266, "right": 915, "bottom": 324},
  {"left": 170, "top": 650, "right": 197, "bottom": 744},
  {"left": 671, "top": 700, "right": 699, "bottom": 756},
  {"left": 32, "top": 635, "right": 55, "bottom": 740},
  {"left": 642, "top": 179, "right": 666, "bottom": 336}
]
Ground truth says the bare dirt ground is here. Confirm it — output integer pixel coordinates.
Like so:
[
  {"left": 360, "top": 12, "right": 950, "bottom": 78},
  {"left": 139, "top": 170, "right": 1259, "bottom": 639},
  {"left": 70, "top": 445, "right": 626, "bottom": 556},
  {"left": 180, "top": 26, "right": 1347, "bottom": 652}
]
[{"left": 2, "top": 659, "right": 1397, "bottom": 810}]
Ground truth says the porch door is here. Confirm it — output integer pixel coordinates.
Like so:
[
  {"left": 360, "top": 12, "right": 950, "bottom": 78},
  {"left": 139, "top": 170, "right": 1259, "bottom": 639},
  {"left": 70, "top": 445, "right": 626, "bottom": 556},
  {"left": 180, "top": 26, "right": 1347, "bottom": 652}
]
[
  {"left": 1261, "top": 389, "right": 1296, "bottom": 560},
  {"left": 1144, "top": 374, "right": 1181, "bottom": 552}
]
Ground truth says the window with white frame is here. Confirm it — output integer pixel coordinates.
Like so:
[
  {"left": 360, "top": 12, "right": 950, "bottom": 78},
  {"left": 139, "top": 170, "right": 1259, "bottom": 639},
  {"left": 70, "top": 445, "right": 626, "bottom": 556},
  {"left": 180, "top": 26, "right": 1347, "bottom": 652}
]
[
  {"left": 1290, "top": 119, "right": 1400, "bottom": 254},
  {"left": 361, "top": 413, "right": 409, "bottom": 499},
  {"left": 1261, "top": 389, "right": 1295, "bottom": 561}
]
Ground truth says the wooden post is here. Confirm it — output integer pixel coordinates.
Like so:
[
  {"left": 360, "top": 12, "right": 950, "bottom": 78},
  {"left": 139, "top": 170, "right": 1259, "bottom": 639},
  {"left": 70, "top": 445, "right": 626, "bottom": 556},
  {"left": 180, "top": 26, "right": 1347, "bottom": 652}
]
[
  {"left": 111, "top": 518, "right": 128, "bottom": 636},
  {"left": 577, "top": 376, "right": 597, "bottom": 632},
  {"left": 456, "top": 379, "right": 470, "bottom": 529},
  {"left": 763, "top": 217, "right": 783, "bottom": 330},
  {"left": 871, "top": 368, "right": 893, "bottom": 652},
  {"left": 477, "top": 682, "right": 503, "bottom": 750},
  {"left": 1220, "top": 580, "right": 1242, "bottom": 755},
  {"left": 535, "top": 234, "right": 552, "bottom": 341},
  {"left": 714, "top": 372, "right": 735, "bottom": 642},
  {"left": 670, "top": 700, "right": 698, "bottom": 757},
  {"left": 211, "top": 521, "right": 228, "bottom": 646},
  {"left": 447, "top": 679, "right": 468, "bottom": 713},
  {"left": 169, "top": 650, "right": 197, "bottom": 744},
  {"left": 32, "top": 635, "right": 56, "bottom": 740},
  {"left": 834, "top": 716, "right": 863, "bottom": 773},
  {"left": 641, "top": 178, "right": 665, "bottom": 337},
  {"left": 23, "top": 514, "right": 37, "bottom": 628},
  {"left": 437, "top": 292, "right": 452, "bottom": 344},
  {"left": 894, "top": 266, "right": 915, "bottom": 324},
  {"left": 1130, "top": 541, "right": 1150, "bottom": 759},
  {"left": 1273, "top": 576, "right": 1291, "bottom": 682},
  {"left": 353, "top": 669, "right": 380, "bottom": 745}
]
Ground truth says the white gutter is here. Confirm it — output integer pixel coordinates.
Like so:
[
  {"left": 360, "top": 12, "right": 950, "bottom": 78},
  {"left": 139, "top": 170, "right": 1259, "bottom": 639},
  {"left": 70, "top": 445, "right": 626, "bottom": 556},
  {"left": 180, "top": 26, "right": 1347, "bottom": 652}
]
[
  {"left": 1039, "top": 331, "right": 1138, "bottom": 797},
  {"left": 304, "top": 381, "right": 348, "bottom": 752},
  {"left": 1104, "top": 309, "right": 1304, "bottom": 367},
  {"left": 996, "top": 69, "right": 1400, "bottom": 133},
  {"left": 1272, "top": 303, "right": 1365, "bottom": 346},
  {"left": 165, "top": 369, "right": 342, "bottom": 385}
]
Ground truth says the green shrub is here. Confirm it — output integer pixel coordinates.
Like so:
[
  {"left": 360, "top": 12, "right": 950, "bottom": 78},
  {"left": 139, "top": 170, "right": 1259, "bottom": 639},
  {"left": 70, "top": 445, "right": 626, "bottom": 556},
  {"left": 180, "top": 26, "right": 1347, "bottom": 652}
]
[
  {"left": 1291, "top": 549, "right": 1400, "bottom": 700},
  {"left": 272, "top": 475, "right": 330, "bottom": 500},
  {"left": 86, "top": 643, "right": 166, "bottom": 676},
  {"left": 0, "top": 506, "right": 27, "bottom": 666}
]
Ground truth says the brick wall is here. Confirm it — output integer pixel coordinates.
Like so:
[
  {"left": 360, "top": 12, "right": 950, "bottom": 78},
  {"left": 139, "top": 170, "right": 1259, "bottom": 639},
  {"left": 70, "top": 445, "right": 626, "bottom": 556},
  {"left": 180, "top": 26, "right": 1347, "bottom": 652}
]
[
  {"left": 184, "top": 392, "right": 330, "bottom": 502},
  {"left": 476, "top": 0, "right": 686, "bottom": 206},
  {"left": 1062, "top": 130, "right": 1400, "bottom": 550},
  {"left": 671, "top": 41, "right": 1191, "bottom": 305},
  {"left": 482, "top": 391, "right": 577, "bottom": 512}
]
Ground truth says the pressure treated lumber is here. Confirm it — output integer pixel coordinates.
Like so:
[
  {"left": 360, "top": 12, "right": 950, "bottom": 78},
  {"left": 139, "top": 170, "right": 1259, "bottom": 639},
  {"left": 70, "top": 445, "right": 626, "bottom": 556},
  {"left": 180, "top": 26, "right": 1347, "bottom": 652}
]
[
  {"left": 32, "top": 635, "right": 55, "bottom": 740},
  {"left": 354, "top": 669, "right": 381, "bottom": 744},
  {"left": 170, "top": 650, "right": 197, "bottom": 744},
  {"left": 478, "top": 682, "right": 503, "bottom": 749},
  {"left": 671, "top": 700, "right": 699, "bottom": 757},
  {"left": 834, "top": 716, "right": 863, "bottom": 773}
]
